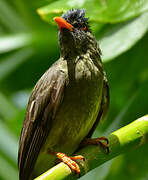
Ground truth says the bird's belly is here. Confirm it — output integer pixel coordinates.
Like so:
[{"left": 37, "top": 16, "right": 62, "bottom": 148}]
[{"left": 33, "top": 73, "right": 103, "bottom": 177}]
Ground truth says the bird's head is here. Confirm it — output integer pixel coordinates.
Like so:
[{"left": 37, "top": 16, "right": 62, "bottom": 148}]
[{"left": 54, "top": 9, "right": 97, "bottom": 58}]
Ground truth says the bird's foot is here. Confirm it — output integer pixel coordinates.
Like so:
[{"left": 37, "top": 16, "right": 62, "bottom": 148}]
[
  {"left": 48, "top": 150, "right": 84, "bottom": 175},
  {"left": 80, "top": 136, "right": 109, "bottom": 154},
  {"left": 56, "top": 153, "right": 84, "bottom": 175}
]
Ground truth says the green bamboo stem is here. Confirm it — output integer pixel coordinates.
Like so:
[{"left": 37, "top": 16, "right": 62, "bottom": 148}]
[{"left": 34, "top": 115, "right": 148, "bottom": 180}]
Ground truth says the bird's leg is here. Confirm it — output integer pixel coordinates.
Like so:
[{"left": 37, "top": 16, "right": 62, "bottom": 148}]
[
  {"left": 47, "top": 149, "right": 84, "bottom": 175},
  {"left": 80, "top": 136, "right": 109, "bottom": 154}
]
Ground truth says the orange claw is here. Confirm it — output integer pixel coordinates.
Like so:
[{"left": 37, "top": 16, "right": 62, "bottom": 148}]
[
  {"left": 56, "top": 152, "right": 84, "bottom": 175},
  {"left": 80, "top": 136, "right": 109, "bottom": 154},
  {"left": 69, "top": 155, "right": 85, "bottom": 161}
]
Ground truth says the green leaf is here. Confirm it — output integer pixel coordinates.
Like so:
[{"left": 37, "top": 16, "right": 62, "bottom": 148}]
[
  {"left": 24, "top": 0, "right": 58, "bottom": 10},
  {"left": 0, "top": 92, "right": 18, "bottom": 121},
  {"left": 0, "top": 0, "right": 27, "bottom": 32},
  {"left": 0, "top": 47, "right": 34, "bottom": 82},
  {"left": 0, "top": 156, "right": 18, "bottom": 180},
  {"left": 0, "top": 33, "right": 32, "bottom": 53},
  {"left": 99, "top": 12, "right": 148, "bottom": 61},
  {"left": 0, "top": 120, "right": 18, "bottom": 163},
  {"left": 37, "top": 0, "right": 148, "bottom": 24}
]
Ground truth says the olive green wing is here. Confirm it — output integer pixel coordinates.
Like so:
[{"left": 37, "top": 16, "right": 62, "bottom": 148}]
[
  {"left": 18, "top": 64, "right": 66, "bottom": 180},
  {"left": 87, "top": 73, "right": 110, "bottom": 138}
]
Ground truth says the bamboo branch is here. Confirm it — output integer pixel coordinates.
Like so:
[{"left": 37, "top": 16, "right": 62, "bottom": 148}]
[{"left": 34, "top": 115, "right": 148, "bottom": 180}]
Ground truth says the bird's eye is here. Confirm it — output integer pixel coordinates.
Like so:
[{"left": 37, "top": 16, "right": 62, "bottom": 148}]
[
  {"left": 73, "top": 22, "right": 79, "bottom": 28},
  {"left": 82, "top": 26, "right": 87, "bottom": 31}
]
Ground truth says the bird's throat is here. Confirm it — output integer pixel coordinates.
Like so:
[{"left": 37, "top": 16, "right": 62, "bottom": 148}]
[{"left": 58, "top": 31, "right": 101, "bottom": 61}]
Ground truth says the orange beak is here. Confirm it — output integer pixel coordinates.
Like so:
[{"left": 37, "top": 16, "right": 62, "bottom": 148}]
[{"left": 53, "top": 17, "right": 73, "bottom": 32}]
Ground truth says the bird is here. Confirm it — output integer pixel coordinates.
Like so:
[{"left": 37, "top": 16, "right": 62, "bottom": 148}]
[{"left": 18, "top": 8, "right": 109, "bottom": 180}]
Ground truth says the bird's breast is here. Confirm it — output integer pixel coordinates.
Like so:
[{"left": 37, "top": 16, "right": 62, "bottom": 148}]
[
  {"left": 43, "top": 56, "right": 104, "bottom": 153},
  {"left": 75, "top": 54, "right": 100, "bottom": 81}
]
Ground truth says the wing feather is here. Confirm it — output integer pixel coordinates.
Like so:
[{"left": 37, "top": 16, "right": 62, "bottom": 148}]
[{"left": 18, "top": 64, "right": 66, "bottom": 180}]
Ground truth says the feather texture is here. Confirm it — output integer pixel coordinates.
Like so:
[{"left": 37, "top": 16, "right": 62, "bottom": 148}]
[{"left": 18, "top": 63, "right": 66, "bottom": 180}]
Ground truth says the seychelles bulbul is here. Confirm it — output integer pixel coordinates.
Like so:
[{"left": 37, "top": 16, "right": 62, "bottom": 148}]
[{"left": 18, "top": 8, "right": 110, "bottom": 180}]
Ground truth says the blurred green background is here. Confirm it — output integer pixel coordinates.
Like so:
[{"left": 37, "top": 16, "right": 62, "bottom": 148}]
[{"left": 0, "top": 0, "right": 148, "bottom": 180}]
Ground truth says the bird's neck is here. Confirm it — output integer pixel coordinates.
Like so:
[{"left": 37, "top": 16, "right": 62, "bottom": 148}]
[
  {"left": 59, "top": 32, "right": 103, "bottom": 82},
  {"left": 59, "top": 32, "right": 101, "bottom": 62}
]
